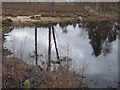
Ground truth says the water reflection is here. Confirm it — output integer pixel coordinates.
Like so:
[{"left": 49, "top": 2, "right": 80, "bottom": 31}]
[
  {"left": 3, "top": 21, "right": 118, "bottom": 88},
  {"left": 81, "top": 21, "right": 118, "bottom": 57}
]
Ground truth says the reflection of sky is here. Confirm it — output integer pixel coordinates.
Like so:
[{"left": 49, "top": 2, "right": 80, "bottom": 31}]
[{"left": 3, "top": 24, "right": 118, "bottom": 88}]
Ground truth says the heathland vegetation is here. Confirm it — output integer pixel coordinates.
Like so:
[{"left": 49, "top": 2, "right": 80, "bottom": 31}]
[{"left": 2, "top": 2, "right": 119, "bottom": 88}]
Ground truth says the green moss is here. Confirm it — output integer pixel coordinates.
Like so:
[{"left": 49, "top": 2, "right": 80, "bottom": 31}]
[{"left": 23, "top": 80, "right": 30, "bottom": 88}]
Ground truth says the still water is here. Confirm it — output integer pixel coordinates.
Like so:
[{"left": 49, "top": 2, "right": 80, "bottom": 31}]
[{"left": 3, "top": 21, "right": 119, "bottom": 88}]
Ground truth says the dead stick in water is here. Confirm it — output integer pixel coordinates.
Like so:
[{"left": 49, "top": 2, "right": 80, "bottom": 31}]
[{"left": 52, "top": 25, "right": 60, "bottom": 60}]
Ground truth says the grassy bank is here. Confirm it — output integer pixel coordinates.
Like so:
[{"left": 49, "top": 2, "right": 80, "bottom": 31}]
[
  {"left": 2, "top": 2, "right": 118, "bottom": 31},
  {"left": 3, "top": 57, "right": 85, "bottom": 88},
  {"left": 3, "top": 14, "right": 117, "bottom": 27},
  {"left": 2, "top": 14, "right": 118, "bottom": 33},
  {"left": 2, "top": 16, "right": 79, "bottom": 33},
  {"left": 2, "top": 16, "right": 77, "bottom": 27}
]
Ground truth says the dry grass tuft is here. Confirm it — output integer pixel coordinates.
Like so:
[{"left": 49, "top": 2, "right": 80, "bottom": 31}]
[{"left": 39, "top": 60, "right": 84, "bottom": 88}]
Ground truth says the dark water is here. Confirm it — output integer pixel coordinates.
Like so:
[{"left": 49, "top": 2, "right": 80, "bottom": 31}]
[{"left": 3, "top": 21, "right": 119, "bottom": 88}]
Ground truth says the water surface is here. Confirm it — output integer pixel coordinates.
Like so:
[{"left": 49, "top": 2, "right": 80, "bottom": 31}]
[{"left": 3, "top": 21, "right": 119, "bottom": 88}]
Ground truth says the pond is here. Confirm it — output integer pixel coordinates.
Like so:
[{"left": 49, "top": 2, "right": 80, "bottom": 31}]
[{"left": 3, "top": 21, "right": 119, "bottom": 88}]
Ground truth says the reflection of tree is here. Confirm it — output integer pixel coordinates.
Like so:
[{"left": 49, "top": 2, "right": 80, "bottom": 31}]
[
  {"left": 83, "top": 21, "right": 118, "bottom": 57},
  {"left": 108, "top": 28, "right": 117, "bottom": 42},
  {"left": 73, "top": 23, "right": 77, "bottom": 29},
  {"left": 62, "top": 27, "right": 68, "bottom": 34},
  {"left": 59, "top": 22, "right": 78, "bottom": 34},
  {"left": 59, "top": 22, "right": 70, "bottom": 28},
  {"left": 59, "top": 22, "right": 70, "bottom": 34},
  {"left": 102, "top": 41, "right": 112, "bottom": 56}
]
